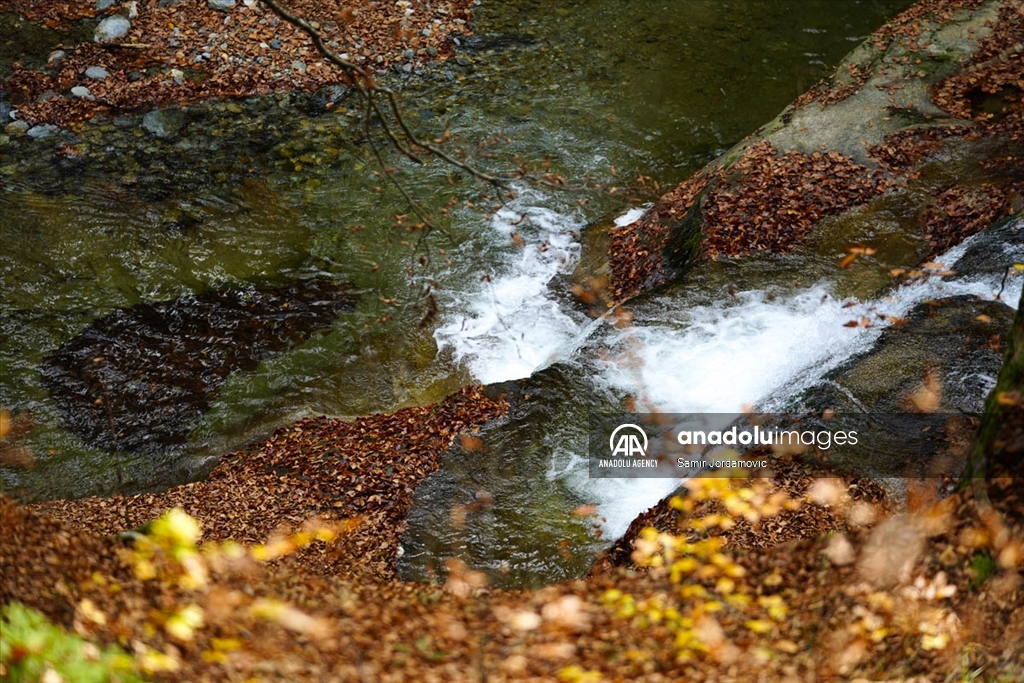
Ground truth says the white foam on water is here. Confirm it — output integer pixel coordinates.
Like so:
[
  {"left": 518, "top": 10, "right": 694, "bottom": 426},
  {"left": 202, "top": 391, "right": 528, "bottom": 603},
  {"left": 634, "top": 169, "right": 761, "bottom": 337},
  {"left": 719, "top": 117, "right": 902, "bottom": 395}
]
[
  {"left": 433, "top": 197, "right": 587, "bottom": 384},
  {"left": 615, "top": 207, "right": 647, "bottom": 227}
]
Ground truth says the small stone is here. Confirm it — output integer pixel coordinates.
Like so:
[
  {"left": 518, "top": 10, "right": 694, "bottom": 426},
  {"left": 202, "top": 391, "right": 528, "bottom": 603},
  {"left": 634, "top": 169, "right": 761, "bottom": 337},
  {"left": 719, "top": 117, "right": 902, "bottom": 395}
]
[
  {"left": 0, "top": 102, "right": 12, "bottom": 121},
  {"left": 403, "top": 48, "right": 415, "bottom": 59},
  {"left": 291, "top": 60, "right": 306, "bottom": 74},
  {"left": 142, "top": 108, "right": 187, "bottom": 138},
  {"left": 0, "top": 134, "right": 10, "bottom": 147},
  {"left": 127, "top": 71, "right": 145, "bottom": 82},
  {"left": 85, "top": 66, "right": 110, "bottom": 80},
  {"left": 426, "top": 46, "right": 438, "bottom": 57},
  {"left": 421, "top": 29, "right": 431, "bottom": 37},
  {"left": 5, "top": 120, "right": 30, "bottom": 135},
  {"left": 47, "top": 50, "right": 66, "bottom": 67},
  {"left": 71, "top": 86, "right": 94, "bottom": 99},
  {"left": 95, "top": 15, "right": 130, "bottom": 43},
  {"left": 95, "top": 0, "right": 116, "bottom": 9},
  {"left": 27, "top": 124, "right": 59, "bottom": 139},
  {"left": 36, "top": 91, "right": 59, "bottom": 103},
  {"left": 401, "top": 63, "right": 413, "bottom": 73},
  {"left": 207, "top": 0, "right": 236, "bottom": 11},
  {"left": 269, "top": 39, "right": 282, "bottom": 50}
]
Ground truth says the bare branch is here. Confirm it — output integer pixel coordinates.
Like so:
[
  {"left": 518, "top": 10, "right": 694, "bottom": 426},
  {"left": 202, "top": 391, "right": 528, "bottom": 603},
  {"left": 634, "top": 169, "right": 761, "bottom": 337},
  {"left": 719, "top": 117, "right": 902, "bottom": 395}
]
[{"left": 259, "top": 0, "right": 508, "bottom": 187}]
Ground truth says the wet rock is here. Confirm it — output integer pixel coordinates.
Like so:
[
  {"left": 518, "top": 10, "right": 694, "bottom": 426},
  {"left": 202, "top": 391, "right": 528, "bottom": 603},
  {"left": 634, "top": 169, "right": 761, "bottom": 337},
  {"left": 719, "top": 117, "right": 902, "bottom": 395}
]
[
  {"left": 791, "top": 295, "right": 1015, "bottom": 480},
  {"left": 303, "top": 84, "right": 352, "bottom": 116},
  {"left": 40, "top": 278, "right": 357, "bottom": 453},
  {"left": 95, "top": 15, "right": 131, "bottom": 43},
  {"left": 26, "top": 124, "right": 58, "bottom": 139},
  {"left": 85, "top": 66, "right": 110, "bottom": 80},
  {"left": 5, "top": 120, "right": 29, "bottom": 136},
  {"left": 142, "top": 107, "right": 187, "bottom": 138},
  {"left": 208, "top": 0, "right": 236, "bottom": 11}
]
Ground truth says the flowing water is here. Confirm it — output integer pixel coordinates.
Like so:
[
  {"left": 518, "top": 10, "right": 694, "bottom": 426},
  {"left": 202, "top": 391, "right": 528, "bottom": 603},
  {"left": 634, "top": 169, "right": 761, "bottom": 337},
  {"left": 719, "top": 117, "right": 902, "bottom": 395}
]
[{"left": 10, "top": 0, "right": 1018, "bottom": 586}]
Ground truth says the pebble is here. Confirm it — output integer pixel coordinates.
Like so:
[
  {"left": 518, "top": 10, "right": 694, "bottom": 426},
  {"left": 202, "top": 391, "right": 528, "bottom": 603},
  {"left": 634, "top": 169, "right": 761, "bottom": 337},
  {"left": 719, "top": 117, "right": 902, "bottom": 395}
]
[
  {"left": 36, "top": 91, "right": 59, "bottom": 102},
  {"left": 95, "top": 15, "right": 130, "bottom": 43},
  {"left": 5, "top": 120, "right": 30, "bottom": 135},
  {"left": 47, "top": 50, "right": 66, "bottom": 67},
  {"left": 71, "top": 86, "right": 95, "bottom": 99},
  {"left": 427, "top": 46, "right": 438, "bottom": 57},
  {"left": 95, "top": 0, "right": 116, "bottom": 9},
  {"left": 270, "top": 39, "right": 282, "bottom": 50},
  {"left": 142, "top": 108, "right": 188, "bottom": 138},
  {"left": 27, "top": 124, "right": 59, "bottom": 140},
  {"left": 207, "top": 0, "right": 236, "bottom": 11},
  {"left": 85, "top": 66, "right": 110, "bottom": 80},
  {"left": 127, "top": 71, "right": 145, "bottom": 82}
]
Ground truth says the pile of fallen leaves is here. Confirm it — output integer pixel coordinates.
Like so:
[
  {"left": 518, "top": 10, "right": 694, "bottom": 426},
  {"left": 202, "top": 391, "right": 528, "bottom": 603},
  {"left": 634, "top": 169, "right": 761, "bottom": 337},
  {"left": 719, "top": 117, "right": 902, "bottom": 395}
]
[
  {"left": 590, "top": 459, "right": 892, "bottom": 575},
  {"left": 699, "top": 142, "right": 892, "bottom": 258},
  {"left": 607, "top": 171, "right": 714, "bottom": 301},
  {"left": 607, "top": 142, "right": 890, "bottom": 301},
  {"left": 866, "top": 125, "right": 973, "bottom": 175},
  {"left": 4, "top": 0, "right": 474, "bottom": 127},
  {"left": 26, "top": 384, "right": 507, "bottom": 582},
  {"left": 4, "top": 445, "right": 1023, "bottom": 680},
  {"left": 931, "top": 0, "right": 1024, "bottom": 142},
  {"left": 920, "top": 182, "right": 1018, "bottom": 257}
]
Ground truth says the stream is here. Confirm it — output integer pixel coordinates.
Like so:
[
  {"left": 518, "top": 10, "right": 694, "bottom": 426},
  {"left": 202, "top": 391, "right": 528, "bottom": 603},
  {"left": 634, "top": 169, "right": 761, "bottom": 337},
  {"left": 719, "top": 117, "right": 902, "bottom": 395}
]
[{"left": 9, "top": 0, "right": 1021, "bottom": 587}]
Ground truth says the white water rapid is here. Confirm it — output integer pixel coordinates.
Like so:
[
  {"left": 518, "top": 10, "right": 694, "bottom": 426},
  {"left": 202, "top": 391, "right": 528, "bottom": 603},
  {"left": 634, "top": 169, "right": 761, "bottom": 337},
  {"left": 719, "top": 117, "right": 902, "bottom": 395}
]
[{"left": 435, "top": 205, "right": 1023, "bottom": 540}]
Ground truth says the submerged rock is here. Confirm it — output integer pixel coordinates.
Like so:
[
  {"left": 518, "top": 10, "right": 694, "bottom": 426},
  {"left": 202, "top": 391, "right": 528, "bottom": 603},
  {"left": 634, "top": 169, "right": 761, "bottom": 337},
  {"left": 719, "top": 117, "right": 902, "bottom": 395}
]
[
  {"left": 41, "top": 278, "right": 356, "bottom": 453},
  {"left": 142, "top": 107, "right": 187, "bottom": 138}
]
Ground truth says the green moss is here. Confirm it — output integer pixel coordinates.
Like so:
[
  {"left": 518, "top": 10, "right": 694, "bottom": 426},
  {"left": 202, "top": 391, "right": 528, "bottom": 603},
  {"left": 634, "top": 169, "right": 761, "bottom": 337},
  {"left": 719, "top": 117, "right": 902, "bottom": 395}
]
[{"left": 968, "top": 551, "right": 997, "bottom": 590}]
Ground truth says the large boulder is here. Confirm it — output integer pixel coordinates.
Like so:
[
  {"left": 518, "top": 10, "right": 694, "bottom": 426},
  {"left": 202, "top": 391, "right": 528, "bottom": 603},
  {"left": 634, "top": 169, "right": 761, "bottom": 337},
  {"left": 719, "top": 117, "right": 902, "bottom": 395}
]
[{"left": 607, "top": 0, "right": 1022, "bottom": 303}]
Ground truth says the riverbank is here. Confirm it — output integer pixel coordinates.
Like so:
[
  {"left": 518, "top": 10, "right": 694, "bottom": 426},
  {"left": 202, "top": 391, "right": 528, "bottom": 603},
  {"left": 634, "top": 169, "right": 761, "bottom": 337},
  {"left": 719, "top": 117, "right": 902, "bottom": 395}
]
[{"left": 2, "top": 0, "right": 473, "bottom": 129}]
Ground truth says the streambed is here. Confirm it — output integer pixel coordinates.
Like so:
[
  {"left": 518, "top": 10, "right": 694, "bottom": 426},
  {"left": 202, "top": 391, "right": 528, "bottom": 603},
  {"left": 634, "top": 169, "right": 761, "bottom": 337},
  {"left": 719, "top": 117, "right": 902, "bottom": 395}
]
[{"left": 9, "top": 0, "right": 1017, "bottom": 587}]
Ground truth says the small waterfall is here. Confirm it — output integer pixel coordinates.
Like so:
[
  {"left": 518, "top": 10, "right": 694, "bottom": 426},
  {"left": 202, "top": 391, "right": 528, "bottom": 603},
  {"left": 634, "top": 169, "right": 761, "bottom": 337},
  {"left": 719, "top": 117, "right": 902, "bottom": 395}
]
[{"left": 429, "top": 211, "right": 1022, "bottom": 547}]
